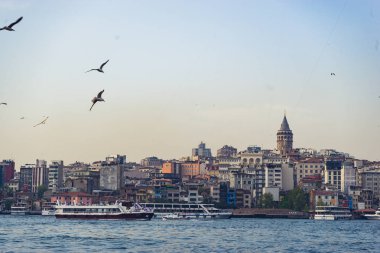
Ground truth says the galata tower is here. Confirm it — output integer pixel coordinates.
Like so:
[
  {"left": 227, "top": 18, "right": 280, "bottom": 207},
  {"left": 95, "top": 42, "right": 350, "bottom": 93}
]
[{"left": 277, "top": 114, "right": 293, "bottom": 156}]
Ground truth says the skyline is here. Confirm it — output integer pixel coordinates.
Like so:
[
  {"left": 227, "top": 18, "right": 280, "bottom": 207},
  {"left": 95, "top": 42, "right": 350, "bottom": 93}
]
[{"left": 1, "top": 0, "right": 380, "bottom": 167}]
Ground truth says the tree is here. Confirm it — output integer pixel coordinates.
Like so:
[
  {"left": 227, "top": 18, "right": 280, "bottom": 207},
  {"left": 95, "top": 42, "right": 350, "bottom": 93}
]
[
  {"left": 3, "top": 199, "right": 13, "bottom": 210},
  {"left": 292, "top": 188, "right": 306, "bottom": 211},
  {"left": 37, "top": 185, "right": 48, "bottom": 199},
  {"left": 260, "top": 193, "right": 274, "bottom": 208},
  {"left": 279, "top": 187, "right": 309, "bottom": 211}
]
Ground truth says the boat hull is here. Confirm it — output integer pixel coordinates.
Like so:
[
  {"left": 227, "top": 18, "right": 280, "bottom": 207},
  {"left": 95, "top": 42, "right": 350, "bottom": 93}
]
[
  {"left": 155, "top": 212, "right": 232, "bottom": 219},
  {"left": 55, "top": 212, "right": 154, "bottom": 220},
  {"left": 314, "top": 215, "right": 352, "bottom": 220},
  {"left": 364, "top": 215, "right": 380, "bottom": 220},
  {"left": 42, "top": 210, "right": 55, "bottom": 216}
]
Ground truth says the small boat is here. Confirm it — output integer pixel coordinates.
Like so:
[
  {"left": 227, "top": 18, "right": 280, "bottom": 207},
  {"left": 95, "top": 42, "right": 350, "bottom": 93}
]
[
  {"left": 313, "top": 206, "right": 352, "bottom": 220},
  {"left": 364, "top": 208, "right": 380, "bottom": 220},
  {"left": 55, "top": 200, "right": 154, "bottom": 220},
  {"left": 42, "top": 202, "right": 56, "bottom": 216},
  {"left": 162, "top": 213, "right": 191, "bottom": 221}
]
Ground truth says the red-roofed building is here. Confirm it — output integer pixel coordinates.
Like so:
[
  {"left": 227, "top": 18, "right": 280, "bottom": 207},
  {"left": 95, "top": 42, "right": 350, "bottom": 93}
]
[
  {"left": 295, "top": 158, "right": 324, "bottom": 185},
  {"left": 299, "top": 174, "right": 322, "bottom": 192}
]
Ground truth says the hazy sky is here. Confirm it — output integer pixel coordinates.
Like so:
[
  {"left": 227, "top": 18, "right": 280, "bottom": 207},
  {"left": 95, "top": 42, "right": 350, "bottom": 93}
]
[{"left": 1, "top": 0, "right": 379, "bottom": 168}]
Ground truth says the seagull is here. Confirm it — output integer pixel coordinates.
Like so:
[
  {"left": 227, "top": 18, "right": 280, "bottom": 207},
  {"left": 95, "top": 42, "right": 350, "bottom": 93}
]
[
  {"left": 0, "top": 17, "right": 23, "bottom": 31},
  {"left": 90, "top": 90, "right": 105, "bottom": 111},
  {"left": 33, "top": 116, "right": 49, "bottom": 127},
  {"left": 85, "top": 60, "right": 109, "bottom": 73},
  {"left": 0, "top": 103, "right": 7, "bottom": 105},
  {"left": 20, "top": 117, "right": 25, "bottom": 120},
  {"left": 331, "top": 73, "right": 335, "bottom": 76}
]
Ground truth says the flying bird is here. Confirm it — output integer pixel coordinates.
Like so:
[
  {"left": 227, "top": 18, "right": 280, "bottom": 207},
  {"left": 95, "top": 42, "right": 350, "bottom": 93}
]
[
  {"left": 0, "top": 17, "right": 23, "bottom": 31},
  {"left": 331, "top": 73, "right": 335, "bottom": 76},
  {"left": 33, "top": 116, "right": 49, "bottom": 127},
  {"left": 85, "top": 60, "right": 109, "bottom": 73},
  {"left": 20, "top": 117, "right": 25, "bottom": 120},
  {"left": 0, "top": 103, "right": 7, "bottom": 105},
  {"left": 90, "top": 90, "right": 105, "bottom": 111}
]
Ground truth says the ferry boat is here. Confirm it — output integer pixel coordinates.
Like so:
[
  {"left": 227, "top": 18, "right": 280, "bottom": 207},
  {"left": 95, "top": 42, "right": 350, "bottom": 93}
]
[
  {"left": 364, "top": 208, "right": 380, "bottom": 220},
  {"left": 42, "top": 202, "right": 56, "bottom": 216},
  {"left": 11, "top": 205, "right": 27, "bottom": 215},
  {"left": 55, "top": 200, "right": 154, "bottom": 220},
  {"left": 313, "top": 206, "right": 352, "bottom": 220},
  {"left": 140, "top": 203, "right": 232, "bottom": 219}
]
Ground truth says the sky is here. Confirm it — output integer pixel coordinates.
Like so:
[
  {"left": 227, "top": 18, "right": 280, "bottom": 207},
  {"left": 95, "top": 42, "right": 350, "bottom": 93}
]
[{"left": 0, "top": 0, "right": 379, "bottom": 168}]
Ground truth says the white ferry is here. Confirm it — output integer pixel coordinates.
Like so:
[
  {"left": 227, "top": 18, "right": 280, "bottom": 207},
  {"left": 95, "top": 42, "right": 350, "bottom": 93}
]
[
  {"left": 364, "top": 208, "right": 380, "bottom": 220},
  {"left": 42, "top": 202, "right": 56, "bottom": 216},
  {"left": 313, "top": 206, "right": 352, "bottom": 220},
  {"left": 11, "top": 205, "right": 27, "bottom": 215},
  {"left": 55, "top": 200, "right": 154, "bottom": 220},
  {"left": 140, "top": 203, "right": 232, "bottom": 219}
]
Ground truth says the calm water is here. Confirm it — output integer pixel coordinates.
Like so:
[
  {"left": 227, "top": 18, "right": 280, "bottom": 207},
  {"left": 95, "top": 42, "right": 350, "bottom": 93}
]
[{"left": 0, "top": 216, "right": 379, "bottom": 253}]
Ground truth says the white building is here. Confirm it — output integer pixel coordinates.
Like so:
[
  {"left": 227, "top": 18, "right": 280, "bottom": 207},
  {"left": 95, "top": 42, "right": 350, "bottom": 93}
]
[
  {"left": 99, "top": 165, "right": 122, "bottom": 191},
  {"left": 265, "top": 165, "right": 282, "bottom": 188},
  {"left": 324, "top": 160, "right": 343, "bottom": 190},
  {"left": 32, "top": 159, "right": 48, "bottom": 192}
]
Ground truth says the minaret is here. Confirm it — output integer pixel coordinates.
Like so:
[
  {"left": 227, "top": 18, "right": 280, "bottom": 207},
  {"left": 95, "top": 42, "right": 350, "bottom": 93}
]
[{"left": 277, "top": 114, "right": 293, "bottom": 156}]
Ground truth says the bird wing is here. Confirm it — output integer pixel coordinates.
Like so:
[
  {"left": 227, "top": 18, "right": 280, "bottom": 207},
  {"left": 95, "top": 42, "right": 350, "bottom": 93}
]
[
  {"left": 100, "top": 60, "right": 109, "bottom": 70},
  {"left": 97, "top": 89, "right": 104, "bottom": 98},
  {"left": 9, "top": 17, "right": 23, "bottom": 28},
  {"left": 85, "top": 69, "right": 97, "bottom": 73},
  {"left": 89, "top": 102, "right": 96, "bottom": 111},
  {"left": 34, "top": 116, "right": 49, "bottom": 127},
  {"left": 42, "top": 116, "right": 49, "bottom": 123}
]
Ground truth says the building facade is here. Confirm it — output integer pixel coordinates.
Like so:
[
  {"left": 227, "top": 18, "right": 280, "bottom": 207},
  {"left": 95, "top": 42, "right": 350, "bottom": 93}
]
[
  {"left": 192, "top": 142, "right": 212, "bottom": 159},
  {"left": 32, "top": 159, "right": 49, "bottom": 192},
  {"left": 48, "top": 160, "right": 64, "bottom": 193}
]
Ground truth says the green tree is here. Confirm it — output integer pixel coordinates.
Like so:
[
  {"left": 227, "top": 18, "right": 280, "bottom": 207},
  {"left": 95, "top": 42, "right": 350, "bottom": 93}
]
[
  {"left": 280, "top": 187, "right": 308, "bottom": 211},
  {"left": 37, "top": 185, "right": 48, "bottom": 199},
  {"left": 4, "top": 199, "right": 13, "bottom": 210},
  {"left": 279, "top": 194, "right": 290, "bottom": 209},
  {"left": 260, "top": 193, "right": 274, "bottom": 208}
]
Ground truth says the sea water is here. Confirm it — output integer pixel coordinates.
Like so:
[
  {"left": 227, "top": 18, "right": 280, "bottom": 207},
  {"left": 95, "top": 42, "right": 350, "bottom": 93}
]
[{"left": 0, "top": 216, "right": 379, "bottom": 252}]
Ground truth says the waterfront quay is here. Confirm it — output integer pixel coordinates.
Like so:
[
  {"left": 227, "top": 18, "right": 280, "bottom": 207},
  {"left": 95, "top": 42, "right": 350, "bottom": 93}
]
[{"left": 232, "top": 208, "right": 309, "bottom": 219}]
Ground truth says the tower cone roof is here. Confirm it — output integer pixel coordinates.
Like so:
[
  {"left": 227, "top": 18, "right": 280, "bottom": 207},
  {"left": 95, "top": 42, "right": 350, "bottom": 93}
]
[{"left": 279, "top": 115, "right": 291, "bottom": 131}]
